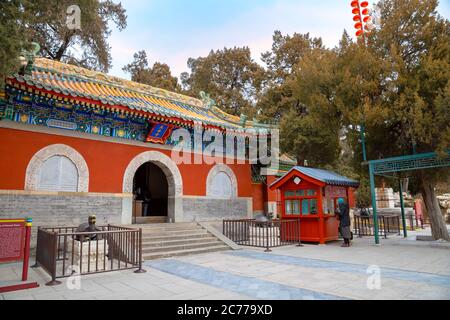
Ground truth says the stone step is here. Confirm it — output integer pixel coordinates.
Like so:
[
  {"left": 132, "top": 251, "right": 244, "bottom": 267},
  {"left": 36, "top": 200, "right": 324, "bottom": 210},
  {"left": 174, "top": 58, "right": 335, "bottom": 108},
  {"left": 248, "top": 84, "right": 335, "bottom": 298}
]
[
  {"left": 142, "top": 240, "right": 223, "bottom": 254},
  {"left": 142, "top": 229, "right": 208, "bottom": 237},
  {"left": 143, "top": 245, "right": 230, "bottom": 260},
  {"left": 141, "top": 227, "right": 205, "bottom": 234},
  {"left": 142, "top": 236, "right": 219, "bottom": 248},
  {"left": 142, "top": 232, "right": 215, "bottom": 242},
  {"left": 134, "top": 216, "right": 167, "bottom": 224},
  {"left": 138, "top": 222, "right": 199, "bottom": 229},
  {"left": 141, "top": 227, "right": 204, "bottom": 234}
]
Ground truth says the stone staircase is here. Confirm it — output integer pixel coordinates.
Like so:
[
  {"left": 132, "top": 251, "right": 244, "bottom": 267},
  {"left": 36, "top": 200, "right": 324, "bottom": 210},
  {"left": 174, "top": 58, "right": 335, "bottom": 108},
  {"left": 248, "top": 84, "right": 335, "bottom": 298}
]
[{"left": 139, "top": 223, "right": 230, "bottom": 260}]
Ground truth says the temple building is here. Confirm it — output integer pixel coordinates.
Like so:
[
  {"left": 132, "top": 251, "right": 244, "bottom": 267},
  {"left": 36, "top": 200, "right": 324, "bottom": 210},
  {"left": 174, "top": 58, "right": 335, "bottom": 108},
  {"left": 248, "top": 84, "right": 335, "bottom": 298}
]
[{"left": 0, "top": 56, "right": 294, "bottom": 229}]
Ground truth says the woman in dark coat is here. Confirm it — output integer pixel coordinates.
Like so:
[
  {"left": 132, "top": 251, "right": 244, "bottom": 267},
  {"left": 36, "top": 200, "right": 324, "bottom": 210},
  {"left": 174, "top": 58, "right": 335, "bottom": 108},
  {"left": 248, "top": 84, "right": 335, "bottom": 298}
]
[{"left": 336, "top": 198, "right": 352, "bottom": 247}]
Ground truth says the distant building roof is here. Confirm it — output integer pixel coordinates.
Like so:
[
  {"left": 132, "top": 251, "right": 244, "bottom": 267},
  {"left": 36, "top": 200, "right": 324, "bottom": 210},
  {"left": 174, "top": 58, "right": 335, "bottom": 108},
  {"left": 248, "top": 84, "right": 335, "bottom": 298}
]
[
  {"left": 279, "top": 154, "right": 297, "bottom": 165},
  {"left": 271, "top": 166, "right": 360, "bottom": 188}
]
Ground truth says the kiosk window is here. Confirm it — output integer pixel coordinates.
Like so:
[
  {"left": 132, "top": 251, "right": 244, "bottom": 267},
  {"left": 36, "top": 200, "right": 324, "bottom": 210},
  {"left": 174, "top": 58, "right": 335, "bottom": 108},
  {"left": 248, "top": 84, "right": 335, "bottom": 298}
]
[
  {"left": 285, "top": 191, "right": 296, "bottom": 197},
  {"left": 285, "top": 201, "right": 292, "bottom": 214},
  {"left": 311, "top": 199, "right": 318, "bottom": 214},
  {"left": 285, "top": 200, "right": 300, "bottom": 215},
  {"left": 302, "top": 199, "right": 309, "bottom": 215},
  {"left": 323, "top": 198, "right": 334, "bottom": 215},
  {"left": 301, "top": 199, "right": 318, "bottom": 215},
  {"left": 292, "top": 200, "right": 300, "bottom": 215}
]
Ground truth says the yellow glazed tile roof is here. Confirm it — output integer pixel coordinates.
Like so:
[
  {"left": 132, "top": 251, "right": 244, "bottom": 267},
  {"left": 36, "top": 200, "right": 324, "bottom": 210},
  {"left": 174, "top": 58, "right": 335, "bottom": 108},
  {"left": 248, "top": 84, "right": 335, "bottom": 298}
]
[{"left": 10, "top": 58, "right": 266, "bottom": 130}]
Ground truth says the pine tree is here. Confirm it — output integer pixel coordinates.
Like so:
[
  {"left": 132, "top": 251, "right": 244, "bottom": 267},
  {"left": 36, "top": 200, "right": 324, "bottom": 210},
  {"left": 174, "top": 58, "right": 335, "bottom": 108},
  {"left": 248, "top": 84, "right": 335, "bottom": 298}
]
[
  {"left": 29, "top": 0, "right": 127, "bottom": 72},
  {"left": 123, "top": 51, "right": 179, "bottom": 92},
  {"left": 181, "top": 47, "right": 264, "bottom": 116},
  {"left": 0, "top": 0, "right": 33, "bottom": 87},
  {"left": 338, "top": 0, "right": 450, "bottom": 240}
]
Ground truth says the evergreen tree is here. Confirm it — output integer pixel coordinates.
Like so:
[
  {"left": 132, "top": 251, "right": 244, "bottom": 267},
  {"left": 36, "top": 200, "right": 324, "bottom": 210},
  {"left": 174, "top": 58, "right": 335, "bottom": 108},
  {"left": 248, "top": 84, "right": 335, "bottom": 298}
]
[
  {"left": 181, "top": 47, "right": 264, "bottom": 116},
  {"left": 123, "top": 50, "right": 179, "bottom": 92},
  {"left": 0, "top": 0, "right": 33, "bottom": 86},
  {"left": 29, "top": 0, "right": 127, "bottom": 72},
  {"left": 281, "top": 48, "right": 342, "bottom": 167},
  {"left": 338, "top": 0, "right": 450, "bottom": 240},
  {"left": 258, "top": 31, "right": 324, "bottom": 121}
]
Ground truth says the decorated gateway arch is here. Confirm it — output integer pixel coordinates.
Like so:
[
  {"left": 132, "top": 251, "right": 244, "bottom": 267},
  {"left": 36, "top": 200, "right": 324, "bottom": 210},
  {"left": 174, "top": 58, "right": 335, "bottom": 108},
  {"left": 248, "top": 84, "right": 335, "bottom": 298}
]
[{"left": 0, "top": 55, "right": 294, "bottom": 229}]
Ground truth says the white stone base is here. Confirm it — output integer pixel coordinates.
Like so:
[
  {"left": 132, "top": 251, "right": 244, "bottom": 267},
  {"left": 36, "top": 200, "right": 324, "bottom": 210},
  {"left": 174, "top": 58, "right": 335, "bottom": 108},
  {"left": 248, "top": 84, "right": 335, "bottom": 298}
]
[
  {"left": 376, "top": 188, "right": 396, "bottom": 209},
  {"left": 249, "top": 226, "right": 280, "bottom": 243},
  {"left": 71, "top": 240, "right": 109, "bottom": 272}
]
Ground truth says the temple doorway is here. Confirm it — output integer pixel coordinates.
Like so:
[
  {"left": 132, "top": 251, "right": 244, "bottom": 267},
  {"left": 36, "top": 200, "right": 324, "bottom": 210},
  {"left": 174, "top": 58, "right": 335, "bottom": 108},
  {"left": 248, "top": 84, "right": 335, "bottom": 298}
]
[{"left": 132, "top": 162, "right": 168, "bottom": 224}]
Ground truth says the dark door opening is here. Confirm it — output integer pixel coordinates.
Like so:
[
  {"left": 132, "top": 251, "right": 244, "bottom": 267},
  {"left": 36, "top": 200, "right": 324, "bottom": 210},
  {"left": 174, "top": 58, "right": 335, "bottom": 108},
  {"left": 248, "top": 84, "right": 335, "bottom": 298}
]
[{"left": 132, "top": 162, "right": 168, "bottom": 224}]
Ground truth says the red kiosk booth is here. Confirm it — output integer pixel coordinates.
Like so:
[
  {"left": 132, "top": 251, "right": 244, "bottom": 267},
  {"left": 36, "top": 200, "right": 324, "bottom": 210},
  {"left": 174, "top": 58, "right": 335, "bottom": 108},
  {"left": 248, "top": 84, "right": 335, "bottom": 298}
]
[{"left": 270, "top": 166, "right": 359, "bottom": 244}]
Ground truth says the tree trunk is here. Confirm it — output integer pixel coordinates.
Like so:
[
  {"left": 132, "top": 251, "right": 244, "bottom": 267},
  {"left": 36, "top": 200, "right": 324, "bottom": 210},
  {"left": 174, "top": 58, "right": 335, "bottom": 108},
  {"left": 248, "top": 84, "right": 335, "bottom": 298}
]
[{"left": 420, "top": 176, "right": 450, "bottom": 241}]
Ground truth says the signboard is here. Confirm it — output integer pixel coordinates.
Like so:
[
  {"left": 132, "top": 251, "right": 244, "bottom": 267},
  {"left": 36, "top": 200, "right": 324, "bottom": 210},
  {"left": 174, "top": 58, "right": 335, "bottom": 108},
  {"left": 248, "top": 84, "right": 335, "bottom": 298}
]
[
  {"left": 324, "top": 186, "right": 347, "bottom": 198},
  {"left": 146, "top": 122, "right": 174, "bottom": 144},
  {"left": 0, "top": 218, "right": 39, "bottom": 293},
  {"left": 0, "top": 219, "right": 26, "bottom": 263}
]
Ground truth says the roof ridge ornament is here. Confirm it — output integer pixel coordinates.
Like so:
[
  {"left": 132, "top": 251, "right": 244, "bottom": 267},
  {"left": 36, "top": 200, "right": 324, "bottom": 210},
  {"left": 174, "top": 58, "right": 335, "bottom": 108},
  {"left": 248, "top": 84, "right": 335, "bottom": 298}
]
[
  {"left": 19, "top": 42, "right": 40, "bottom": 75},
  {"left": 240, "top": 114, "right": 248, "bottom": 128},
  {"left": 199, "top": 91, "right": 215, "bottom": 110}
]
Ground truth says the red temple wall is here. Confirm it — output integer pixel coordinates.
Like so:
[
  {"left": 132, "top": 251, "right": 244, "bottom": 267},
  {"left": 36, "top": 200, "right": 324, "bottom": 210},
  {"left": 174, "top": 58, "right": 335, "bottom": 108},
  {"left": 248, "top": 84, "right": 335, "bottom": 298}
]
[
  {"left": 266, "top": 176, "right": 279, "bottom": 202},
  {"left": 0, "top": 128, "right": 253, "bottom": 197},
  {"left": 251, "top": 183, "right": 264, "bottom": 212}
]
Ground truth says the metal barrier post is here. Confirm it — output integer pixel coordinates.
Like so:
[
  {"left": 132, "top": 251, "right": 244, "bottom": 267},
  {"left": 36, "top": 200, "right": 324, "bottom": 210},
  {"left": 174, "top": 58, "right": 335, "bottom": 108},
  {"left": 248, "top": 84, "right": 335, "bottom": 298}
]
[
  {"left": 46, "top": 231, "right": 62, "bottom": 286},
  {"left": 264, "top": 222, "right": 271, "bottom": 252},
  {"left": 134, "top": 228, "right": 146, "bottom": 273},
  {"left": 296, "top": 220, "right": 303, "bottom": 247},
  {"left": 31, "top": 226, "right": 41, "bottom": 269}
]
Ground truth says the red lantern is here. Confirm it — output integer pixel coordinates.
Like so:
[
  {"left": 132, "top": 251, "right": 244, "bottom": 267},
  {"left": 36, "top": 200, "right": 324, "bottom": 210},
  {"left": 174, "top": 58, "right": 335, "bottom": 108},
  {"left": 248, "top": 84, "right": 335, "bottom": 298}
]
[{"left": 351, "top": 0, "right": 372, "bottom": 37}]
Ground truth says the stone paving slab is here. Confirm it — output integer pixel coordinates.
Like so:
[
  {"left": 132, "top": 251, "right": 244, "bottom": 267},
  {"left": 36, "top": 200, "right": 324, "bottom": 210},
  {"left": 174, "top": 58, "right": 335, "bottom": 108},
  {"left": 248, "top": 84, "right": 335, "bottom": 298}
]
[
  {"left": 225, "top": 250, "right": 450, "bottom": 289},
  {"left": 2, "top": 236, "right": 450, "bottom": 300},
  {"left": 268, "top": 238, "right": 450, "bottom": 276},
  {"left": 145, "top": 259, "right": 349, "bottom": 300},
  {"left": 175, "top": 251, "right": 450, "bottom": 300}
]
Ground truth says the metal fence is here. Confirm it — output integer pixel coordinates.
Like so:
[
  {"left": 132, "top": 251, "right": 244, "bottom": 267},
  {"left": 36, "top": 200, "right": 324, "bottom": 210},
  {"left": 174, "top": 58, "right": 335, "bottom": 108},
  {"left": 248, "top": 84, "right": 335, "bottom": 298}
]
[
  {"left": 353, "top": 214, "right": 401, "bottom": 239},
  {"left": 223, "top": 219, "right": 302, "bottom": 252},
  {"left": 34, "top": 225, "right": 145, "bottom": 286}
]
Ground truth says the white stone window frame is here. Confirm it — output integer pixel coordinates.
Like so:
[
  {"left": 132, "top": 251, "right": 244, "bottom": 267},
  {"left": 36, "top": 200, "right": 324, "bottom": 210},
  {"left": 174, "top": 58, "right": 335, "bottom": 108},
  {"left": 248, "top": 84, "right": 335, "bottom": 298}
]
[
  {"left": 25, "top": 144, "right": 89, "bottom": 192},
  {"left": 206, "top": 164, "right": 238, "bottom": 199},
  {"left": 37, "top": 155, "right": 79, "bottom": 192}
]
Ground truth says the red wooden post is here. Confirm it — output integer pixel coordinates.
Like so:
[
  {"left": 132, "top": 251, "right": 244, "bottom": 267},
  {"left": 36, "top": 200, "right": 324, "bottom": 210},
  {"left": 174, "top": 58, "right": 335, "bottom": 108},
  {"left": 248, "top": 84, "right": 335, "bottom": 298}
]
[
  {"left": 21, "top": 218, "right": 33, "bottom": 281},
  {"left": 318, "top": 189, "right": 325, "bottom": 244}
]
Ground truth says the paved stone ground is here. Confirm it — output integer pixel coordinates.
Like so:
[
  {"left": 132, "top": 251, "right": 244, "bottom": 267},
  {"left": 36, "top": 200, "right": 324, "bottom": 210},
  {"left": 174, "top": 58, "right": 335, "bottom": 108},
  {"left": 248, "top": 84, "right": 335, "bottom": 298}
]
[{"left": 1, "top": 236, "right": 449, "bottom": 300}]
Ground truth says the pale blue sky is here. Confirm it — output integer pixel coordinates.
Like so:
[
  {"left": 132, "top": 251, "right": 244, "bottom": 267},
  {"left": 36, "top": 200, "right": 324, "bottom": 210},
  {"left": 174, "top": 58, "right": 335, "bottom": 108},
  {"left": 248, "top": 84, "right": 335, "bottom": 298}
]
[{"left": 108, "top": 0, "right": 450, "bottom": 79}]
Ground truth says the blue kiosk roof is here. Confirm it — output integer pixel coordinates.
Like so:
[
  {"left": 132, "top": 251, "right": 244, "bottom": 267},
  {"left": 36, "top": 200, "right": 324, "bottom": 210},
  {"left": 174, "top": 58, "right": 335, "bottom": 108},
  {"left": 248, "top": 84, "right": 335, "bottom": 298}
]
[{"left": 272, "top": 166, "right": 360, "bottom": 188}]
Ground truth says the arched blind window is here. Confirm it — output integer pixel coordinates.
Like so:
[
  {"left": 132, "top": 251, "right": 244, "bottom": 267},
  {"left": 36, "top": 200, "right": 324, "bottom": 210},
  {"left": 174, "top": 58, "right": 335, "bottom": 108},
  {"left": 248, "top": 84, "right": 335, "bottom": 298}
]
[
  {"left": 37, "top": 156, "right": 79, "bottom": 192},
  {"left": 209, "top": 172, "right": 232, "bottom": 199}
]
